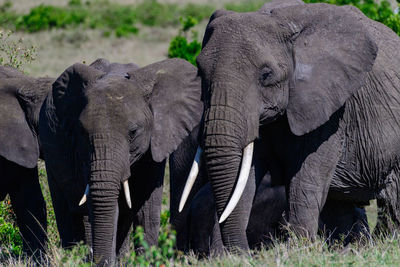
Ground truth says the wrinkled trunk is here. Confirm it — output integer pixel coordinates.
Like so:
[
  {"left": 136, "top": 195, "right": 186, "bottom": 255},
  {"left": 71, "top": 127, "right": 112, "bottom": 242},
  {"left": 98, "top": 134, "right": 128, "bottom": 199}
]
[
  {"left": 203, "top": 84, "right": 255, "bottom": 252},
  {"left": 88, "top": 134, "right": 130, "bottom": 265}
]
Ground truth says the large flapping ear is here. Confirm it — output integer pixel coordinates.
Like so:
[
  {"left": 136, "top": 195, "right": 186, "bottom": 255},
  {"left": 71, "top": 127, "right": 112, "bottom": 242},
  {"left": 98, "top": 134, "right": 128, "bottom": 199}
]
[
  {"left": 258, "top": 0, "right": 304, "bottom": 13},
  {"left": 128, "top": 58, "right": 203, "bottom": 162},
  {"left": 52, "top": 63, "right": 104, "bottom": 119},
  {"left": 0, "top": 72, "right": 39, "bottom": 168},
  {"left": 272, "top": 4, "right": 377, "bottom": 135}
]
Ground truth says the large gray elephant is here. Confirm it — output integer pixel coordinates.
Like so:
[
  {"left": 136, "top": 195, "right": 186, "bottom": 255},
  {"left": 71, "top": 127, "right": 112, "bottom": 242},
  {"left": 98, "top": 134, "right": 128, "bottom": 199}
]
[
  {"left": 39, "top": 58, "right": 202, "bottom": 265},
  {"left": 179, "top": 0, "right": 400, "bottom": 252},
  {"left": 0, "top": 66, "right": 50, "bottom": 256}
]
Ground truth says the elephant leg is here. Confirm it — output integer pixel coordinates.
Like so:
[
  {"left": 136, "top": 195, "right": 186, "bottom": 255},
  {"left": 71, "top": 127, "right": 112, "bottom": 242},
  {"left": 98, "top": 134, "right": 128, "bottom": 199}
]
[
  {"left": 247, "top": 186, "right": 287, "bottom": 249},
  {"left": 9, "top": 166, "right": 47, "bottom": 256},
  {"left": 46, "top": 168, "right": 85, "bottom": 247},
  {"left": 131, "top": 153, "right": 165, "bottom": 250},
  {"left": 169, "top": 125, "right": 208, "bottom": 252},
  {"left": 287, "top": 132, "right": 342, "bottom": 238},
  {"left": 351, "top": 206, "right": 370, "bottom": 241},
  {"left": 319, "top": 199, "right": 369, "bottom": 245},
  {"left": 374, "top": 170, "right": 400, "bottom": 237},
  {"left": 188, "top": 183, "right": 220, "bottom": 256}
]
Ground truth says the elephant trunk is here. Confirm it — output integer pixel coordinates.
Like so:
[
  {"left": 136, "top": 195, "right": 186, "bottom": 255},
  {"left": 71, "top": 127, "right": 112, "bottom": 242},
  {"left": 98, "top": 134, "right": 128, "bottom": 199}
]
[
  {"left": 203, "top": 85, "right": 256, "bottom": 251},
  {"left": 88, "top": 134, "right": 130, "bottom": 265}
]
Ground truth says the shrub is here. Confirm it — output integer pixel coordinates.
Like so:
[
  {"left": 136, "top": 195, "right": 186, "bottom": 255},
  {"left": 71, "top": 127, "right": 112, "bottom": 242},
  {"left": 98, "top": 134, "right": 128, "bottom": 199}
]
[
  {"left": 126, "top": 210, "right": 182, "bottom": 266},
  {"left": 303, "top": 0, "right": 400, "bottom": 35},
  {"left": 168, "top": 16, "right": 201, "bottom": 66},
  {"left": 136, "top": 0, "right": 179, "bottom": 26},
  {"left": 0, "top": 199, "right": 22, "bottom": 256},
  {"left": 0, "top": 30, "right": 36, "bottom": 70},
  {"left": 16, "top": 5, "right": 86, "bottom": 32},
  {"left": 87, "top": 4, "right": 138, "bottom": 37}
]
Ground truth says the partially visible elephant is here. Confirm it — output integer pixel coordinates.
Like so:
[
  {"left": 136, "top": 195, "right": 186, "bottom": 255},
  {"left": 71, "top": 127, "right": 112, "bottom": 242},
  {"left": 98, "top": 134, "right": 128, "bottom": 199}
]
[
  {"left": 39, "top": 58, "right": 203, "bottom": 265},
  {"left": 175, "top": 129, "right": 369, "bottom": 256},
  {"left": 0, "top": 66, "right": 51, "bottom": 255},
  {"left": 180, "top": 0, "right": 399, "bottom": 252},
  {"left": 169, "top": 124, "right": 210, "bottom": 251}
]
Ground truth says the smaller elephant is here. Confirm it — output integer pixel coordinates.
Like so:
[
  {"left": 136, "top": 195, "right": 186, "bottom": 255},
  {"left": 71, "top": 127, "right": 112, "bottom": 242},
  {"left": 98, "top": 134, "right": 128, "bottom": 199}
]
[
  {"left": 0, "top": 66, "right": 51, "bottom": 255},
  {"left": 39, "top": 58, "right": 203, "bottom": 265}
]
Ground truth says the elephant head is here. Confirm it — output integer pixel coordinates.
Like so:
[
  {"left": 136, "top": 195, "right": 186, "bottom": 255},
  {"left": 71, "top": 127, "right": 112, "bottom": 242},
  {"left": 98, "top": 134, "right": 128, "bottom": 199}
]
[
  {"left": 180, "top": 0, "right": 377, "bottom": 251},
  {"left": 51, "top": 58, "right": 202, "bottom": 263}
]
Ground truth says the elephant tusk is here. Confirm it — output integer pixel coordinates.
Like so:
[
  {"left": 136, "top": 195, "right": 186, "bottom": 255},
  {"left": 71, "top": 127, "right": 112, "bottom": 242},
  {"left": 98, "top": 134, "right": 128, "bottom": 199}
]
[
  {"left": 123, "top": 180, "right": 132, "bottom": 209},
  {"left": 178, "top": 146, "right": 203, "bottom": 212},
  {"left": 79, "top": 184, "right": 90, "bottom": 206},
  {"left": 219, "top": 142, "right": 254, "bottom": 224}
]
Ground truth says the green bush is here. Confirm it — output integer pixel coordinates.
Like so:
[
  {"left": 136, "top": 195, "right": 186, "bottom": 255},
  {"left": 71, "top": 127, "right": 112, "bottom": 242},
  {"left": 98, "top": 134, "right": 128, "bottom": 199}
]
[
  {"left": 168, "top": 16, "right": 201, "bottom": 66},
  {"left": 16, "top": 5, "right": 86, "bottom": 32},
  {"left": 126, "top": 210, "right": 182, "bottom": 266},
  {"left": 303, "top": 0, "right": 400, "bottom": 35},
  {"left": 0, "top": 199, "right": 22, "bottom": 256},
  {"left": 87, "top": 4, "right": 138, "bottom": 37},
  {"left": 0, "top": 30, "right": 36, "bottom": 70}
]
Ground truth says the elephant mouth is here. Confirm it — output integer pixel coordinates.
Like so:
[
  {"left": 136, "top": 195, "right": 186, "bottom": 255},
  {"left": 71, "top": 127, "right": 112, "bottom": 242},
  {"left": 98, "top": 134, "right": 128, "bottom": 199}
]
[
  {"left": 178, "top": 142, "right": 254, "bottom": 223},
  {"left": 78, "top": 180, "right": 132, "bottom": 209},
  {"left": 259, "top": 107, "right": 283, "bottom": 125}
]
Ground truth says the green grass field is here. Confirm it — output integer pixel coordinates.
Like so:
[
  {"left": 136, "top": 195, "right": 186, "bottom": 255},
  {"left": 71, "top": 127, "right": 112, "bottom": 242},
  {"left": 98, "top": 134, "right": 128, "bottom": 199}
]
[{"left": 1, "top": 0, "right": 400, "bottom": 266}]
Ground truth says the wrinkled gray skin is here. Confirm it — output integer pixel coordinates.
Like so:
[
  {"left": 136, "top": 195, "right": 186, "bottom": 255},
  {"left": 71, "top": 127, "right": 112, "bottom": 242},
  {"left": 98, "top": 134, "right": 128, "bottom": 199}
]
[
  {"left": 172, "top": 130, "right": 369, "bottom": 255},
  {"left": 197, "top": 0, "right": 400, "bottom": 251},
  {"left": 39, "top": 58, "right": 202, "bottom": 265},
  {"left": 0, "top": 66, "right": 50, "bottom": 256}
]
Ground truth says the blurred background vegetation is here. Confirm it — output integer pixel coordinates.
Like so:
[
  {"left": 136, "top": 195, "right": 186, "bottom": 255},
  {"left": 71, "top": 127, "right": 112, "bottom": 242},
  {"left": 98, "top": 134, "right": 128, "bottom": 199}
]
[{"left": 0, "top": 0, "right": 400, "bottom": 265}]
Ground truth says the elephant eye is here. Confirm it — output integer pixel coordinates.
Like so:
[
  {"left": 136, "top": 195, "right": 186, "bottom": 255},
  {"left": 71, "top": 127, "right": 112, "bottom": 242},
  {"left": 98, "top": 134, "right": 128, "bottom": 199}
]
[{"left": 260, "top": 66, "right": 273, "bottom": 86}]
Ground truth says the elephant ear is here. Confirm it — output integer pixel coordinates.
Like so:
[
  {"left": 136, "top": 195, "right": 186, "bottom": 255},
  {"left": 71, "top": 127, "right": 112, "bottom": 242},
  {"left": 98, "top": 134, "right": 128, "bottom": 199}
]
[
  {"left": 128, "top": 58, "right": 203, "bottom": 162},
  {"left": 274, "top": 4, "right": 377, "bottom": 135},
  {"left": 52, "top": 63, "right": 104, "bottom": 119},
  {"left": 0, "top": 75, "right": 39, "bottom": 168}
]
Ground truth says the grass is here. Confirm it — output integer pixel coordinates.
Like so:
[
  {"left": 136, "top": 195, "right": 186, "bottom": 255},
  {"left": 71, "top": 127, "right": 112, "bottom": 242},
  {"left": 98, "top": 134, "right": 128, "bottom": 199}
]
[{"left": 0, "top": 163, "right": 393, "bottom": 266}]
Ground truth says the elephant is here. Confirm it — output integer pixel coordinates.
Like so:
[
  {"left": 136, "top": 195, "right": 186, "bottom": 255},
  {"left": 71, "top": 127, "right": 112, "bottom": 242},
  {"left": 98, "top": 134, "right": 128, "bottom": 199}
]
[
  {"left": 175, "top": 128, "right": 369, "bottom": 256},
  {"left": 179, "top": 0, "right": 400, "bottom": 252},
  {"left": 39, "top": 58, "right": 203, "bottom": 265},
  {"left": 0, "top": 66, "right": 51, "bottom": 256}
]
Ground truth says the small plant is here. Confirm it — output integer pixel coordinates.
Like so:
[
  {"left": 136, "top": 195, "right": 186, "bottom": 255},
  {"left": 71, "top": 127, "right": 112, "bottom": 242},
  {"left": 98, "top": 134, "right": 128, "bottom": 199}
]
[
  {"left": 0, "top": 198, "right": 23, "bottom": 256},
  {"left": 168, "top": 16, "right": 202, "bottom": 66},
  {"left": 0, "top": 30, "right": 36, "bottom": 70},
  {"left": 126, "top": 210, "right": 182, "bottom": 266}
]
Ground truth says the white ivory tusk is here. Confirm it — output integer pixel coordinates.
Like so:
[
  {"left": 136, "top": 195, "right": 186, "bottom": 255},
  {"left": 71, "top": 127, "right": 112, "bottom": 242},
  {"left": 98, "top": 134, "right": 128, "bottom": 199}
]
[
  {"left": 123, "top": 180, "right": 132, "bottom": 209},
  {"left": 79, "top": 184, "right": 90, "bottom": 206},
  {"left": 178, "top": 147, "right": 203, "bottom": 212},
  {"left": 219, "top": 142, "right": 254, "bottom": 224}
]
